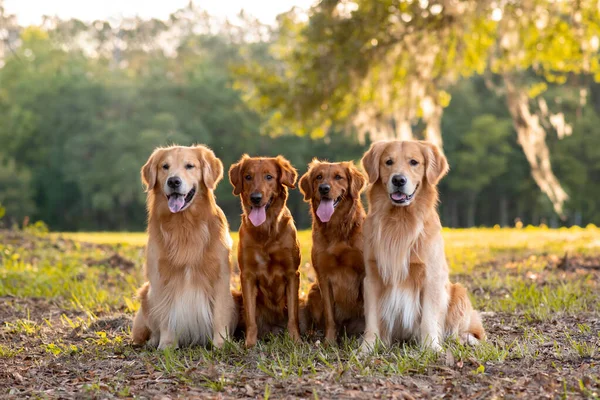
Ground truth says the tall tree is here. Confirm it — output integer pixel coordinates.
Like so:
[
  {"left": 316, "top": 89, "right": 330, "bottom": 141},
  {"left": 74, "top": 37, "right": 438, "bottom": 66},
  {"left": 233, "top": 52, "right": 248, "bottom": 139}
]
[
  {"left": 235, "top": 0, "right": 600, "bottom": 216},
  {"left": 448, "top": 114, "right": 512, "bottom": 226}
]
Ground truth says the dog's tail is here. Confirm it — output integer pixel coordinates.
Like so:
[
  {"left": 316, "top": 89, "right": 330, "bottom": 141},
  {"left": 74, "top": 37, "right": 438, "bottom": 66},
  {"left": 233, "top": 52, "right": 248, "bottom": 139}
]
[
  {"left": 131, "top": 282, "right": 151, "bottom": 344},
  {"left": 299, "top": 283, "right": 323, "bottom": 335},
  {"left": 298, "top": 296, "right": 312, "bottom": 335},
  {"left": 467, "top": 309, "right": 486, "bottom": 341},
  {"left": 446, "top": 282, "right": 486, "bottom": 343},
  {"left": 231, "top": 289, "right": 245, "bottom": 339}
]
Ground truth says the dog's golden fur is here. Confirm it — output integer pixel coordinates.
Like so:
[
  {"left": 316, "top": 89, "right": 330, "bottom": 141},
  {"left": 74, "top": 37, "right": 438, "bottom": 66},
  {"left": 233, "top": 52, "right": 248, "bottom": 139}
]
[
  {"left": 298, "top": 160, "right": 367, "bottom": 342},
  {"left": 229, "top": 155, "right": 301, "bottom": 348},
  {"left": 360, "top": 140, "right": 485, "bottom": 352},
  {"left": 131, "top": 145, "right": 236, "bottom": 349}
]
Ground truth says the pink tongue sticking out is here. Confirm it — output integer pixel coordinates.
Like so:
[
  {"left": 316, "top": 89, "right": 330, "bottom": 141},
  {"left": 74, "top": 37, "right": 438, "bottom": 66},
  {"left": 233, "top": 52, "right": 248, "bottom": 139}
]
[
  {"left": 316, "top": 199, "right": 335, "bottom": 222},
  {"left": 168, "top": 195, "right": 185, "bottom": 213},
  {"left": 391, "top": 192, "right": 407, "bottom": 201},
  {"left": 248, "top": 205, "right": 267, "bottom": 226}
]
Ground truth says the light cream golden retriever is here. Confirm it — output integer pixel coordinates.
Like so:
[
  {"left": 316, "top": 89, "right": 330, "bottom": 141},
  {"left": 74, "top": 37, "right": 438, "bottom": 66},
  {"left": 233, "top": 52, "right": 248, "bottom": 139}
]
[
  {"left": 360, "top": 140, "right": 485, "bottom": 352},
  {"left": 131, "top": 145, "right": 236, "bottom": 349}
]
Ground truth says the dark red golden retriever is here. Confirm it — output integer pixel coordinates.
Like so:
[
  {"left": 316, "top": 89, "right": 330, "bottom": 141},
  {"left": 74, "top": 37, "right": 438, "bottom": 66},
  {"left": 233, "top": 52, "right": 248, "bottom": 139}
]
[
  {"left": 299, "top": 159, "right": 367, "bottom": 343},
  {"left": 229, "top": 155, "right": 301, "bottom": 347}
]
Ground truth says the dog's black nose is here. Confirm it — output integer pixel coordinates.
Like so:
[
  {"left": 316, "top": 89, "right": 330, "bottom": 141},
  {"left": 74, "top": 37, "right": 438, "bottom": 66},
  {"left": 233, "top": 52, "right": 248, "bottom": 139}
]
[
  {"left": 391, "top": 175, "right": 407, "bottom": 187},
  {"left": 250, "top": 192, "right": 263, "bottom": 205},
  {"left": 167, "top": 176, "right": 182, "bottom": 189},
  {"left": 318, "top": 184, "right": 331, "bottom": 195}
]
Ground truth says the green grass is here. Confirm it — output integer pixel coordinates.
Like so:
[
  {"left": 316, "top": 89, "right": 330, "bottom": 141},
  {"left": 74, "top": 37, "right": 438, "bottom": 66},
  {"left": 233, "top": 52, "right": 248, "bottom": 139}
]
[
  {"left": 7, "top": 226, "right": 600, "bottom": 318},
  {"left": 0, "top": 242, "right": 140, "bottom": 313},
  {"left": 2, "top": 227, "right": 599, "bottom": 398}
]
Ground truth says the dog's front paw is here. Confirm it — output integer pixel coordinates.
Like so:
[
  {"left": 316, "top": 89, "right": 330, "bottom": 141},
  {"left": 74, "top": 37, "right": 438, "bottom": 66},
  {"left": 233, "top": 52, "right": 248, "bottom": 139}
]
[
  {"left": 359, "top": 335, "right": 377, "bottom": 355},
  {"left": 158, "top": 340, "right": 178, "bottom": 351},
  {"left": 212, "top": 336, "right": 225, "bottom": 349},
  {"left": 146, "top": 332, "right": 160, "bottom": 348},
  {"left": 287, "top": 320, "right": 301, "bottom": 343},
  {"left": 245, "top": 326, "right": 258, "bottom": 348},
  {"left": 421, "top": 336, "right": 443, "bottom": 352},
  {"left": 324, "top": 329, "right": 337, "bottom": 346},
  {"left": 460, "top": 333, "right": 480, "bottom": 346},
  {"left": 245, "top": 337, "right": 257, "bottom": 348}
]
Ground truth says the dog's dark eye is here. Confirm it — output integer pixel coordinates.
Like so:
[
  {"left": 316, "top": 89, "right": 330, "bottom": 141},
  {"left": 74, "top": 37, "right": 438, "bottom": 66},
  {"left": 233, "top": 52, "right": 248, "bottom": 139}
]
[
  {"left": 266, "top": 174, "right": 273, "bottom": 180},
  {"left": 410, "top": 159, "right": 419, "bottom": 166},
  {"left": 162, "top": 164, "right": 169, "bottom": 170},
  {"left": 185, "top": 163, "right": 194, "bottom": 170},
  {"left": 245, "top": 175, "right": 252, "bottom": 181},
  {"left": 385, "top": 159, "right": 394, "bottom": 166},
  {"left": 335, "top": 175, "right": 342, "bottom": 180},
  {"left": 316, "top": 175, "right": 322, "bottom": 180}
]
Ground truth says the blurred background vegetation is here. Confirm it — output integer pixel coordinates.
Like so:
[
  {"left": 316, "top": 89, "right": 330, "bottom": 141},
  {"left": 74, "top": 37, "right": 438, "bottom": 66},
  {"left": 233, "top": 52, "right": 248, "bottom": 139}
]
[{"left": 0, "top": 0, "right": 599, "bottom": 231}]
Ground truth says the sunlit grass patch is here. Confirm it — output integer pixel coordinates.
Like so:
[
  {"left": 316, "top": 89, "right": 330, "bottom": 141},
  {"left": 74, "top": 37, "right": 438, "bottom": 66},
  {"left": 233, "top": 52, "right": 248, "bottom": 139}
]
[
  {"left": 52, "top": 232, "right": 149, "bottom": 246},
  {"left": 4, "top": 318, "right": 40, "bottom": 336},
  {"left": 0, "top": 343, "right": 22, "bottom": 358},
  {"left": 43, "top": 342, "right": 81, "bottom": 357},
  {"left": 142, "top": 335, "right": 526, "bottom": 383},
  {"left": 0, "top": 235, "right": 141, "bottom": 314},
  {"left": 0, "top": 256, "right": 139, "bottom": 313},
  {"left": 494, "top": 281, "right": 596, "bottom": 319}
]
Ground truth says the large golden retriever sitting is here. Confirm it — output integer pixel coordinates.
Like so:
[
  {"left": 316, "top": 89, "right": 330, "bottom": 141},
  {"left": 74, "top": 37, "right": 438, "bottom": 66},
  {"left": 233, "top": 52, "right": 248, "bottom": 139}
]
[
  {"left": 298, "top": 160, "right": 366, "bottom": 343},
  {"left": 229, "top": 155, "right": 301, "bottom": 348},
  {"left": 131, "top": 145, "right": 236, "bottom": 349},
  {"left": 359, "top": 140, "right": 485, "bottom": 352}
]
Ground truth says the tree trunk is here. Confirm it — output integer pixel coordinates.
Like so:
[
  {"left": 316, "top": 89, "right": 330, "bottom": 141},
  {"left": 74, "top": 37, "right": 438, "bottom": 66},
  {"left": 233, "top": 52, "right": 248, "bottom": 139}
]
[
  {"left": 393, "top": 108, "right": 414, "bottom": 140},
  {"left": 503, "top": 75, "right": 569, "bottom": 217},
  {"left": 420, "top": 95, "right": 444, "bottom": 149},
  {"left": 397, "top": 119, "right": 414, "bottom": 140}
]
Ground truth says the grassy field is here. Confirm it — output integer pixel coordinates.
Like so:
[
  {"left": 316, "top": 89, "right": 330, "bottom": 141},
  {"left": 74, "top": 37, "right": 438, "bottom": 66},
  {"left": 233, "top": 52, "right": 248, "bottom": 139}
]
[{"left": 2, "top": 227, "right": 599, "bottom": 398}]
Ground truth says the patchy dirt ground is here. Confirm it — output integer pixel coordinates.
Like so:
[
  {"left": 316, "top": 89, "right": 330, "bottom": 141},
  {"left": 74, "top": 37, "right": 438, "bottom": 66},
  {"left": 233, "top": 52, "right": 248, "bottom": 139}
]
[{"left": 1, "top": 229, "right": 599, "bottom": 399}]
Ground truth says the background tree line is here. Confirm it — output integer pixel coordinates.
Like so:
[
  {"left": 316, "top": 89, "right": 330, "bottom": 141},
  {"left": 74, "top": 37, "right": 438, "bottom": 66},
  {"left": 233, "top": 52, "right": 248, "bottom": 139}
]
[{"left": 0, "top": 1, "right": 599, "bottom": 231}]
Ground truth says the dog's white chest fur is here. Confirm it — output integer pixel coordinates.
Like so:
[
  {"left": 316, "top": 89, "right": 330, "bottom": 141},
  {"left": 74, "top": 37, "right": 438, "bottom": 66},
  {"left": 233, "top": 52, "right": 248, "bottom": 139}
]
[
  {"left": 380, "top": 284, "right": 421, "bottom": 339},
  {"left": 167, "top": 271, "right": 213, "bottom": 346}
]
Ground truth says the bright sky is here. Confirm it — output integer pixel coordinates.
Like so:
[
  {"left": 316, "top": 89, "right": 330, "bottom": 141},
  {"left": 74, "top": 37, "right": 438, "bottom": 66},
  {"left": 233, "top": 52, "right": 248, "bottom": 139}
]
[{"left": 4, "top": 0, "right": 314, "bottom": 26}]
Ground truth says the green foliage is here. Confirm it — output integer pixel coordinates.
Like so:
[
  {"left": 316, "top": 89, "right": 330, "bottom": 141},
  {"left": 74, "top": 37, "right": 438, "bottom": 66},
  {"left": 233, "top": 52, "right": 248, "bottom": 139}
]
[
  {"left": 0, "top": 7, "right": 598, "bottom": 228},
  {"left": 237, "top": 1, "right": 600, "bottom": 137},
  {"left": 449, "top": 114, "right": 512, "bottom": 194},
  {"left": 0, "top": 156, "right": 36, "bottom": 223}
]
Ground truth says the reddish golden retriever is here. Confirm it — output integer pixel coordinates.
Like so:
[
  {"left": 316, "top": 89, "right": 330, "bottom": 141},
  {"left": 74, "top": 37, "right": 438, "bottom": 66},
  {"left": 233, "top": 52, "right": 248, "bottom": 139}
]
[
  {"left": 299, "top": 160, "right": 367, "bottom": 343},
  {"left": 229, "top": 155, "right": 301, "bottom": 348},
  {"left": 359, "top": 140, "right": 485, "bottom": 352},
  {"left": 131, "top": 145, "right": 236, "bottom": 349}
]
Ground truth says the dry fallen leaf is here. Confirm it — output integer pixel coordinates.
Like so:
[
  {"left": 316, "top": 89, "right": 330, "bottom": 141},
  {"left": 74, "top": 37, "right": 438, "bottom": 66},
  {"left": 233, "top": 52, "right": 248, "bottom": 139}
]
[{"left": 13, "top": 372, "right": 24, "bottom": 383}]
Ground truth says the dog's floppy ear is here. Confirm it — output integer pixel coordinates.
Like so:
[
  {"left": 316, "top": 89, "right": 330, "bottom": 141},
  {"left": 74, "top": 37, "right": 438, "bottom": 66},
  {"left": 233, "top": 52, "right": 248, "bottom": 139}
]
[
  {"left": 299, "top": 159, "right": 319, "bottom": 201},
  {"left": 276, "top": 156, "right": 298, "bottom": 189},
  {"left": 361, "top": 141, "right": 388, "bottom": 184},
  {"left": 229, "top": 155, "right": 248, "bottom": 196},
  {"left": 141, "top": 147, "right": 164, "bottom": 192},
  {"left": 195, "top": 145, "right": 223, "bottom": 190},
  {"left": 422, "top": 141, "right": 449, "bottom": 185},
  {"left": 298, "top": 172, "right": 312, "bottom": 202},
  {"left": 346, "top": 162, "right": 366, "bottom": 199}
]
